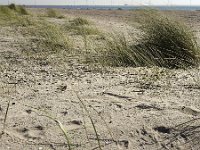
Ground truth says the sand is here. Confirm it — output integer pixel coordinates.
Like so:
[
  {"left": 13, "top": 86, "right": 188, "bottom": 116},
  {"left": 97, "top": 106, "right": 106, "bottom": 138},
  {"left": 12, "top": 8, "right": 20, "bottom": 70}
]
[{"left": 0, "top": 9, "right": 200, "bottom": 150}]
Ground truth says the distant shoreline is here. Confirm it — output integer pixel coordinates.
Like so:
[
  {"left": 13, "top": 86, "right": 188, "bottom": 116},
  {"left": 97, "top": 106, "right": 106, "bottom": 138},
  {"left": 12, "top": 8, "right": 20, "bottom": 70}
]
[{"left": 23, "top": 5, "right": 200, "bottom": 11}]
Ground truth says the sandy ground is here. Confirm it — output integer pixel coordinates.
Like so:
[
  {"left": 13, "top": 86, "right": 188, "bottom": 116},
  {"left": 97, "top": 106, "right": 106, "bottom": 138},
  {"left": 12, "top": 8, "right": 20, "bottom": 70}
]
[{"left": 0, "top": 9, "right": 200, "bottom": 150}]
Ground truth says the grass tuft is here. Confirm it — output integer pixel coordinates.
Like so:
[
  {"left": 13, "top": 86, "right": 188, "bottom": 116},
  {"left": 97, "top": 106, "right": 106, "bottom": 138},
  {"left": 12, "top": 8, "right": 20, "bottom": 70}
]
[
  {"left": 137, "top": 10, "right": 200, "bottom": 68},
  {"left": 46, "top": 8, "right": 57, "bottom": 18},
  {"left": 100, "top": 10, "right": 200, "bottom": 68},
  {"left": 46, "top": 8, "right": 65, "bottom": 19},
  {"left": 0, "top": 6, "right": 15, "bottom": 18},
  {"left": 8, "top": 3, "right": 17, "bottom": 10},
  {"left": 65, "top": 17, "right": 100, "bottom": 35},
  {"left": 34, "top": 24, "right": 70, "bottom": 53},
  {"left": 22, "top": 21, "right": 70, "bottom": 61},
  {"left": 70, "top": 17, "right": 90, "bottom": 26},
  {"left": 17, "top": 5, "right": 29, "bottom": 15},
  {"left": 0, "top": 5, "right": 30, "bottom": 26},
  {"left": 101, "top": 34, "right": 135, "bottom": 67}
]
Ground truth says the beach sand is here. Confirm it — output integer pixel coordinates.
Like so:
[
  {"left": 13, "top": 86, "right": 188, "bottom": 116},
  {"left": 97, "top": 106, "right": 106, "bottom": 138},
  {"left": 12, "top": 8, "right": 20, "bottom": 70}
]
[{"left": 0, "top": 9, "right": 200, "bottom": 150}]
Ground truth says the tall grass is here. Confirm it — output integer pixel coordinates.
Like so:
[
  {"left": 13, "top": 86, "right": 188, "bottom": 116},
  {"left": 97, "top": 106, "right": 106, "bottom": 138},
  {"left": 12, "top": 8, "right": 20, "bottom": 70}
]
[
  {"left": 34, "top": 24, "right": 69, "bottom": 52},
  {"left": 100, "top": 10, "right": 200, "bottom": 68},
  {"left": 99, "top": 34, "right": 137, "bottom": 67},
  {"left": 137, "top": 10, "right": 200, "bottom": 68}
]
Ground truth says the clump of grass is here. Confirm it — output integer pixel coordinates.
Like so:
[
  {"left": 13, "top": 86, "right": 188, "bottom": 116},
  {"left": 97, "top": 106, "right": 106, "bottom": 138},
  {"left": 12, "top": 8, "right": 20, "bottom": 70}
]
[
  {"left": 99, "top": 34, "right": 137, "bottom": 67},
  {"left": 17, "top": 5, "right": 28, "bottom": 15},
  {"left": 70, "top": 17, "right": 90, "bottom": 26},
  {"left": 8, "top": 3, "right": 17, "bottom": 10},
  {"left": 65, "top": 17, "right": 99, "bottom": 35},
  {"left": 46, "top": 8, "right": 57, "bottom": 18},
  {"left": 37, "top": 24, "right": 70, "bottom": 52},
  {"left": 100, "top": 10, "right": 200, "bottom": 68},
  {"left": 0, "top": 6, "right": 15, "bottom": 18},
  {"left": 137, "top": 10, "right": 200, "bottom": 68},
  {"left": 46, "top": 8, "right": 65, "bottom": 19},
  {"left": 46, "top": 8, "right": 58, "bottom": 18},
  {"left": 0, "top": 5, "right": 31, "bottom": 26},
  {"left": 23, "top": 21, "right": 70, "bottom": 59}
]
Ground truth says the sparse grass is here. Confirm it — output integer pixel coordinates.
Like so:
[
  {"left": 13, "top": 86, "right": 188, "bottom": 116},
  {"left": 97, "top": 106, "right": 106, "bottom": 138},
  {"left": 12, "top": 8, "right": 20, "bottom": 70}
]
[
  {"left": 75, "top": 93, "right": 102, "bottom": 150},
  {"left": 65, "top": 17, "right": 100, "bottom": 35},
  {"left": 70, "top": 17, "right": 90, "bottom": 26},
  {"left": 97, "top": 10, "right": 200, "bottom": 68},
  {"left": 30, "top": 107, "right": 72, "bottom": 150},
  {"left": 23, "top": 22, "right": 70, "bottom": 59},
  {"left": 34, "top": 24, "right": 69, "bottom": 52},
  {"left": 0, "top": 5, "right": 70, "bottom": 64}
]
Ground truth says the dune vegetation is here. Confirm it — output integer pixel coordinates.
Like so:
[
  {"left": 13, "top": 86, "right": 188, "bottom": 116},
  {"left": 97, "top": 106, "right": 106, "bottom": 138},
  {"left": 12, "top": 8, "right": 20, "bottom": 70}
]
[
  {"left": 0, "top": 4, "right": 200, "bottom": 150},
  {"left": 99, "top": 10, "right": 200, "bottom": 68}
]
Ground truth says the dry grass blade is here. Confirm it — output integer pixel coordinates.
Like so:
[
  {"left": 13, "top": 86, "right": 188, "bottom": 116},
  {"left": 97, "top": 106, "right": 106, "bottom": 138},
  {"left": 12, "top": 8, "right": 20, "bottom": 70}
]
[
  {"left": 87, "top": 103, "right": 115, "bottom": 141},
  {"left": 1, "top": 100, "right": 11, "bottom": 135},
  {"left": 75, "top": 93, "right": 102, "bottom": 150},
  {"left": 29, "top": 106, "right": 72, "bottom": 150}
]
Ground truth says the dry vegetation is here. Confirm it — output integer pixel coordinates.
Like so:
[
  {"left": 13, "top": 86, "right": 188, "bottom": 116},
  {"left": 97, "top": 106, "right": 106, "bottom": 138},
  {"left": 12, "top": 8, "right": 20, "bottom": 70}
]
[
  {"left": 0, "top": 4, "right": 200, "bottom": 150},
  {"left": 94, "top": 10, "right": 200, "bottom": 68}
]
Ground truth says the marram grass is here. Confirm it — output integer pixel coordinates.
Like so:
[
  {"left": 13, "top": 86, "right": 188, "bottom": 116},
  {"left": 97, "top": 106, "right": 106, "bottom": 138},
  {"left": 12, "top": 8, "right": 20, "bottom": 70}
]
[{"left": 100, "top": 10, "right": 200, "bottom": 68}]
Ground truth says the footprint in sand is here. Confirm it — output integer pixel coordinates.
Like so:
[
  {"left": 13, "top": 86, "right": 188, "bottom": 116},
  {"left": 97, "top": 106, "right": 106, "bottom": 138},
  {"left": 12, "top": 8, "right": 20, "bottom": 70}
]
[{"left": 15, "top": 125, "right": 45, "bottom": 141}]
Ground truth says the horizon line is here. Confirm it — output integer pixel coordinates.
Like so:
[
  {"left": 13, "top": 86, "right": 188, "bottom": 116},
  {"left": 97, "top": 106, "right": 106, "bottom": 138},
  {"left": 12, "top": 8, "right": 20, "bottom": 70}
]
[{"left": 1, "top": 4, "right": 200, "bottom": 7}]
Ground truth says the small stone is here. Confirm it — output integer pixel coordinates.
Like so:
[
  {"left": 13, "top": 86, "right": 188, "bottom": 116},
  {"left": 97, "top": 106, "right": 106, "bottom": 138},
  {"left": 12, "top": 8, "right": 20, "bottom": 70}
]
[
  {"left": 26, "top": 109, "right": 32, "bottom": 114},
  {"left": 38, "top": 147, "right": 43, "bottom": 150}
]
